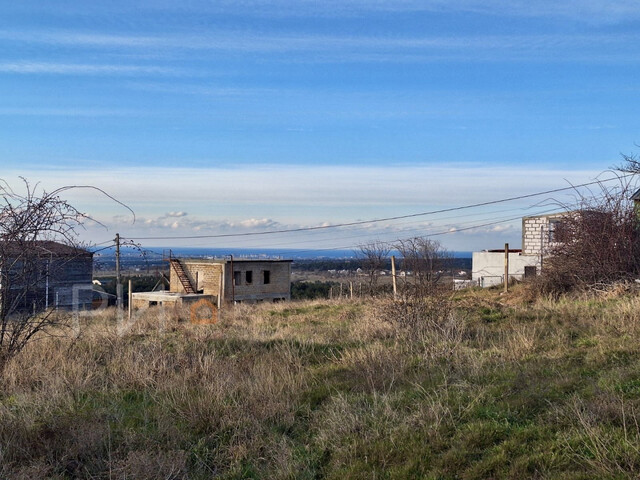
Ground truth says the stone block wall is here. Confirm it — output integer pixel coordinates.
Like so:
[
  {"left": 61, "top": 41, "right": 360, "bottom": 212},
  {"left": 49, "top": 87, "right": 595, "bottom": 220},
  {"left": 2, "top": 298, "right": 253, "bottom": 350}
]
[
  {"left": 522, "top": 213, "right": 568, "bottom": 255},
  {"left": 169, "top": 259, "right": 291, "bottom": 303},
  {"left": 170, "top": 261, "right": 223, "bottom": 297},
  {"left": 224, "top": 260, "right": 291, "bottom": 303}
]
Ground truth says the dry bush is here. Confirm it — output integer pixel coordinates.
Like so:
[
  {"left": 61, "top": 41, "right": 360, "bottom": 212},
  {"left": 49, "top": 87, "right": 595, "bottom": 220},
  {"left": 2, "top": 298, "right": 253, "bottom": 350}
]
[
  {"left": 395, "top": 237, "right": 453, "bottom": 297},
  {"left": 533, "top": 175, "right": 640, "bottom": 295},
  {"left": 0, "top": 304, "right": 310, "bottom": 478},
  {"left": 113, "top": 450, "right": 189, "bottom": 479},
  {"left": 339, "top": 342, "right": 408, "bottom": 393},
  {"left": 355, "top": 240, "right": 391, "bottom": 293},
  {"left": 376, "top": 295, "right": 466, "bottom": 360},
  {"left": 564, "top": 395, "right": 640, "bottom": 477}
]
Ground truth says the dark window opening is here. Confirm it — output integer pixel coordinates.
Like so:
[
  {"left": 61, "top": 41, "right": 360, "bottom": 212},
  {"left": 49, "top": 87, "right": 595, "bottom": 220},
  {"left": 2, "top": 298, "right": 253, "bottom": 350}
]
[
  {"left": 548, "top": 219, "right": 566, "bottom": 243},
  {"left": 234, "top": 271, "right": 241, "bottom": 286},
  {"left": 263, "top": 270, "right": 271, "bottom": 284},
  {"left": 245, "top": 271, "right": 253, "bottom": 284},
  {"left": 524, "top": 266, "right": 537, "bottom": 279}
]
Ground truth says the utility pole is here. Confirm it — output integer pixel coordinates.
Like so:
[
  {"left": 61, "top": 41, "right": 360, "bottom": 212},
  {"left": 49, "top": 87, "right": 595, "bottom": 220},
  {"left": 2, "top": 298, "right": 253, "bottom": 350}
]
[
  {"left": 115, "top": 233, "right": 122, "bottom": 310},
  {"left": 128, "top": 279, "right": 132, "bottom": 321},
  {"left": 504, "top": 243, "right": 509, "bottom": 293}
]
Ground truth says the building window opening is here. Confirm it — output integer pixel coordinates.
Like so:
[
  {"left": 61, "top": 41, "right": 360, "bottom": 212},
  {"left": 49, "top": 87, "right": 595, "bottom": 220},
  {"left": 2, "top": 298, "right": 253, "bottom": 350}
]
[
  {"left": 245, "top": 271, "right": 253, "bottom": 284},
  {"left": 234, "top": 271, "right": 241, "bottom": 286},
  {"left": 263, "top": 270, "right": 271, "bottom": 284},
  {"left": 548, "top": 219, "right": 566, "bottom": 243}
]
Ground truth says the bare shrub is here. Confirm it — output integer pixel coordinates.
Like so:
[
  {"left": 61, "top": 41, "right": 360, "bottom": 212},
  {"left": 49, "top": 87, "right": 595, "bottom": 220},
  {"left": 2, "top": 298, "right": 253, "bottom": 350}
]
[
  {"left": 394, "top": 237, "right": 453, "bottom": 297},
  {"left": 355, "top": 240, "right": 391, "bottom": 295},
  {"left": 567, "top": 395, "right": 640, "bottom": 477},
  {"left": 534, "top": 175, "right": 640, "bottom": 295},
  {"left": 340, "top": 342, "right": 407, "bottom": 393},
  {"left": 113, "top": 450, "right": 188, "bottom": 479},
  {"left": 376, "top": 296, "right": 466, "bottom": 360},
  {"left": 0, "top": 178, "right": 131, "bottom": 370}
]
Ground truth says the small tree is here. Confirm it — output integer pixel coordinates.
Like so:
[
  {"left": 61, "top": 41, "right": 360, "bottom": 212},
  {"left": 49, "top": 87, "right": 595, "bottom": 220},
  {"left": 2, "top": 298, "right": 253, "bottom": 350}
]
[
  {"left": 356, "top": 240, "right": 390, "bottom": 293},
  {"left": 395, "top": 237, "right": 452, "bottom": 297},
  {"left": 0, "top": 179, "right": 124, "bottom": 370}
]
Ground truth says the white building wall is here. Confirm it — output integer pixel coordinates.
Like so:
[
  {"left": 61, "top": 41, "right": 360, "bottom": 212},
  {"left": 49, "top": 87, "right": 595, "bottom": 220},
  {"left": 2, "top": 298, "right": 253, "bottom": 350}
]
[
  {"left": 472, "top": 252, "right": 540, "bottom": 287},
  {"left": 522, "top": 212, "right": 569, "bottom": 255}
]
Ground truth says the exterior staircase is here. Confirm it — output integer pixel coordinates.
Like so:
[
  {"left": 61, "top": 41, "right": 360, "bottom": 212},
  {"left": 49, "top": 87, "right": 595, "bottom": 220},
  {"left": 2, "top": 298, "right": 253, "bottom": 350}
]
[{"left": 170, "top": 259, "right": 196, "bottom": 294}]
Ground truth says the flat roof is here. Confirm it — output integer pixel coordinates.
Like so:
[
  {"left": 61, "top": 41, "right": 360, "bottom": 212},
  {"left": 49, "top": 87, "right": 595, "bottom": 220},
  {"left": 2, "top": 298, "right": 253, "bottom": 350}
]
[
  {"left": 132, "top": 291, "right": 213, "bottom": 301},
  {"left": 0, "top": 240, "right": 92, "bottom": 257}
]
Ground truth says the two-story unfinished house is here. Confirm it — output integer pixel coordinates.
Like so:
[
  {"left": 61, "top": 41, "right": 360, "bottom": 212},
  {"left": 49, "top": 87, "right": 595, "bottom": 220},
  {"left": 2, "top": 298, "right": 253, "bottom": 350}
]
[
  {"left": 472, "top": 212, "right": 570, "bottom": 287},
  {"left": 0, "top": 241, "right": 94, "bottom": 313},
  {"left": 132, "top": 257, "right": 292, "bottom": 310}
]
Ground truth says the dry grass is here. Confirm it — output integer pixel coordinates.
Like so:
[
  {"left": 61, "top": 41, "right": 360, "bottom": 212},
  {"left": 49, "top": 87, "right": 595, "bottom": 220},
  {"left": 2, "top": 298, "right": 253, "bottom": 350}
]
[{"left": 2, "top": 292, "right": 640, "bottom": 478}]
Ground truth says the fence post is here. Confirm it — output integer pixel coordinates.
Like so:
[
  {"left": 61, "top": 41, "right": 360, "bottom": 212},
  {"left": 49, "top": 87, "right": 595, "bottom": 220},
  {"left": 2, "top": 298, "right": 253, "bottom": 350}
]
[{"left": 504, "top": 243, "right": 509, "bottom": 293}]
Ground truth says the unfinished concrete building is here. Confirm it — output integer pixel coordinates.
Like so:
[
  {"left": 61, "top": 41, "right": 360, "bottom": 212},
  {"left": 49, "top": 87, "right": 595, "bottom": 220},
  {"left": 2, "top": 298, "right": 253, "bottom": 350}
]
[
  {"left": 521, "top": 212, "right": 570, "bottom": 256},
  {"left": 132, "top": 257, "right": 292, "bottom": 310},
  {"left": 0, "top": 241, "right": 94, "bottom": 312},
  {"left": 472, "top": 212, "right": 571, "bottom": 287}
]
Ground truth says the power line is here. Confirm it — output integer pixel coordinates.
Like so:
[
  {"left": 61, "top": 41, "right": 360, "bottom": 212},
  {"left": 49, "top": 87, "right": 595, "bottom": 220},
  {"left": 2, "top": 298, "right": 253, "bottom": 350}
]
[
  {"left": 209, "top": 206, "right": 565, "bottom": 251},
  {"left": 91, "top": 244, "right": 117, "bottom": 254},
  {"left": 137, "top": 207, "right": 562, "bottom": 258},
  {"left": 123, "top": 174, "right": 630, "bottom": 241}
]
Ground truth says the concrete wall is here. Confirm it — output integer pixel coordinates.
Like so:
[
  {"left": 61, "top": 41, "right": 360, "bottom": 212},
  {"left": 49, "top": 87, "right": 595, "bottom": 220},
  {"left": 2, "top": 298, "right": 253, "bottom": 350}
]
[
  {"left": 224, "top": 261, "right": 291, "bottom": 303},
  {"left": 3, "top": 255, "right": 94, "bottom": 311},
  {"left": 132, "top": 292, "right": 215, "bottom": 310},
  {"left": 49, "top": 256, "right": 94, "bottom": 309},
  {"left": 169, "top": 259, "right": 291, "bottom": 304},
  {"left": 472, "top": 252, "right": 539, "bottom": 287},
  {"left": 522, "top": 212, "right": 568, "bottom": 255},
  {"left": 170, "top": 261, "right": 224, "bottom": 298}
]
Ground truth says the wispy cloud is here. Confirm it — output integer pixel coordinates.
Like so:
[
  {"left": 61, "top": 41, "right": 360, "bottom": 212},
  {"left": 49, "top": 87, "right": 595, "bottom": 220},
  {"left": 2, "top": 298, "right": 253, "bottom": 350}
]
[
  {"left": 4, "top": 163, "right": 606, "bottom": 210},
  {"left": 2, "top": 29, "right": 635, "bottom": 53},
  {"left": 4, "top": 163, "right": 604, "bottom": 250},
  {"left": 25, "top": 0, "right": 640, "bottom": 23},
  {"left": 0, "top": 62, "right": 175, "bottom": 75},
  {"left": 122, "top": 212, "right": 286, "bottom": 235},
  {"left": 0, "top": 107, "right": 139, "bottom": 116}
]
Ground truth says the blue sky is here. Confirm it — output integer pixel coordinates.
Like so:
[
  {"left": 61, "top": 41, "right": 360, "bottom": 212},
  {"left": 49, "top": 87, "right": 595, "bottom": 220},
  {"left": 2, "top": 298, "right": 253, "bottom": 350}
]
[{"left": 1, "top": 0, "right": 639, "bottom": 251}]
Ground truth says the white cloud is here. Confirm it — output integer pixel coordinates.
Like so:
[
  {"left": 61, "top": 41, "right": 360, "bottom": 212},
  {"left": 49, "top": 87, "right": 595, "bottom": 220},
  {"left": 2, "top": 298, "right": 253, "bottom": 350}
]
[
  {"left": 0, "top": 62, "right": 175, "bottom": 75},
  {"left": 5, "top": 163, "right": 606, "bottom": 209},
  {"left": 0, "top": 107, "right": 139, "bottom": 117},
  {"left": 3, "top": 163, "right": 619, "bottom": 250},
  {"left": 1, "top": 26, "right": 638, "bottom": 68}
]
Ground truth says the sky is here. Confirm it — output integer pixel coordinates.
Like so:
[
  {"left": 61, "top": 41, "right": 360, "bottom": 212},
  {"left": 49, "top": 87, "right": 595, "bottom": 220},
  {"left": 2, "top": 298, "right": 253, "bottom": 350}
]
[{"left": 1, "top": 0, "right": 639, "bottom": 252}]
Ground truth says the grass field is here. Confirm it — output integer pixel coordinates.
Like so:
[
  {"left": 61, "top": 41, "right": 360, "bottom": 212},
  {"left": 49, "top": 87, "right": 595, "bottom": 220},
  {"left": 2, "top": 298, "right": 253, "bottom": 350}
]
[{"left": 2, "top": 286, "right": 640, "bottom": 478}]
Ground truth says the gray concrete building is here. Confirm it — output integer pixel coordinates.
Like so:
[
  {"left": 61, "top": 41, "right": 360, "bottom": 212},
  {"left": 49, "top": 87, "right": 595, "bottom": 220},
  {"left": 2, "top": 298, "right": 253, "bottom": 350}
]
[
  {"left": 0, "top": 241, "right": 94, "bottom": 312},
  {"left": 132, "top": 257, "right": 292, "bottom": 310}
]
